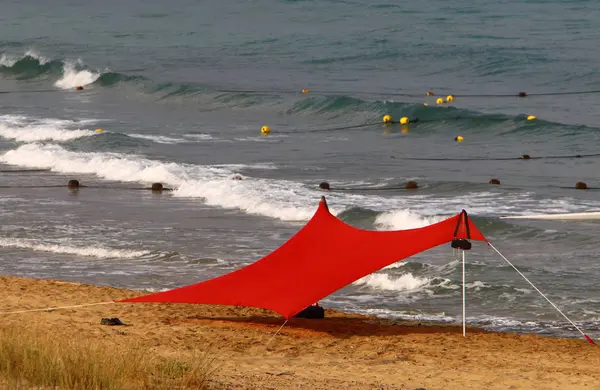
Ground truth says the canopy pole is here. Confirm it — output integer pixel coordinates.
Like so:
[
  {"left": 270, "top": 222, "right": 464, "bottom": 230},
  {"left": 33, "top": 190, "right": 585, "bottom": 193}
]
[
  {"left": 266, "top": 319, "right": 288, "bottom": 347},
  {"left": 462, "top": 249, "right": 466, "bottom": 337},
  {"left": 487, "top": 242, "right": 596, "bottom": 345}
]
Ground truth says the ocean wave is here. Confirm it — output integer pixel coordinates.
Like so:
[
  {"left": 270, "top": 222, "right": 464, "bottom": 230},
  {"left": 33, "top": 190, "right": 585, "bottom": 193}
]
[
  {"left": 353, "top": 273, "right": 430, "bottom": 291},
  {"left": 54, "top": 59, "right": 102, "bottom": 89},
  {"left": 0, "top": 50, "right": 106, "bottom": 88},
  {"left": 0, "top": 51, "right": 596, "bottom": 138},
  {"left": 127, "top": 134, "right": 189, "bottom": 144},
  {"left": 0, "top": 237, "right": 151, "bottom": 259},
  {"left": 0, "top": 143, "right": 593, "bottom": 226},
  {"left": 0, "top": 115, "right": 98, "bottom": 142},
  {"left": 0, "top": 50, "right": 62, "bottom": 79},
  {"left": 374, "top": 209, "right": 442, "bottom": 230},
  {"left": 0, "top": 124, "right": 96, "bottom": 142},
  {"left": 0, "top": 143, "right": 428, "bottom": 223}
]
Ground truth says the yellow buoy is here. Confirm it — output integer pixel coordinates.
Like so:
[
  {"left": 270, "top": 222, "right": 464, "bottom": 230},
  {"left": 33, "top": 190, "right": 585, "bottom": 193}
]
[
  {"left": 261, "top": 125, "right": 271, "bottom": 136},
  {"left": 446, "top": 95, "right": 454, "bottom": 103},
  {"left": 436, "top": 97, "right": 444, "bottom": 105},
  {"left": 400, "top": 116, "right": 409, "bottom": 125},
  {"left": 527, "top": 115, "right": 537, "bottom": 121},
  {"left": 95, "top": 128, "right": 103, "bottom": 133},
  {"left": 301, "top": 88, "right": 309, "bottom": 93},
  {"left": 383, "top": 115, "right": 392, "bottom": 123},
  {"left": 455, "top": 135, "right": 464, "bottom": 142}
]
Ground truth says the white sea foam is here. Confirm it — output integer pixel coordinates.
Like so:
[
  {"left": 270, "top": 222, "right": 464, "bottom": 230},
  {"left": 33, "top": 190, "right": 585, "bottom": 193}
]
[
  {"left": 0, "top": 115, "right": 99, "bottom": 127},
  {"left": 374, "top": 209, "right": 442, "bottom": 230},
  {"left": 213, "top": 163, "right": 278, "bottom": 171},
  {"left": 183, "top": 133, "right": 214, "bottom": 140},
  {"left": 353, "top": 273, "right": 430, "bottom": 292},
  {"left": 0, "top": 143, "right": 326, "bottom": 221},
  {"left": 0, "top": 238, "right": 150, "bottom": 259},
  {"left": 54, "top": 60, "right": 101, "bottom": 89},
  {"left": 24, "top": 49, "right": 50, "bottom": 65},
  {"left": 0, "top": 54, "right": 17, "bottom": 67},
  {"left": 128, "top": 134, "right": 187, "bottom": 144},
  {"left": 0, "top": 124, "right": 95, "bottom": 142},
  {"left": 0, "top": 115, "right": 98, "bottom": 142},
  {"left": 0, "top": 143, "right": 487, "bottom": 223},
  {"left": 0, "top": 115, "right": 29, "bottom": 125},
  {"left": 0, "top": 142, "right": 589, "bottom": 224}
]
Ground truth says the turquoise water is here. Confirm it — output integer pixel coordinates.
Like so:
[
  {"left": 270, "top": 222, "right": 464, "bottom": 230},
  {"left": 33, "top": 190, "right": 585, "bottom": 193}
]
[{"left": 1, "top": 0, "right": 600, "bottom": 339}]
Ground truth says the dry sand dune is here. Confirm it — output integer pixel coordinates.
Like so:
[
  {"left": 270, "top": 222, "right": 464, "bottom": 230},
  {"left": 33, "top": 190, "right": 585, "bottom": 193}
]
[{"left": 1, "top": 276, "right": 599, "bottom": 389}]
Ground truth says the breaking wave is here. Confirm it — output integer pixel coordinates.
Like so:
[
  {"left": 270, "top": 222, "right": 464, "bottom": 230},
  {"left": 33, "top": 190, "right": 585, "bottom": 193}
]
[
  {"left": 0, "top": 143, "right": 444, "bottom": 224},
  {"left": 375, "top": 209, "right": 442, "bottom": 230},
  {"left": 0, "top": 115, "right": 98, "bottom": 142},
  {"left": 0, "top": 237, "right": 151, "bottom": 259},
  {"left": 353, "top": 273, "right": 430, "bottom": 291},
  {"left": 0, "top": 141, "right": 590, "bottom": 228},
  {"left": 1, "top": 51, "right": 598, "bottom": 138},
  {"left": 54, "top": 60, "right": 102, "bottom": 89},
  {"left": 0, "top": 124, "right": 96, "bottom": 142}
]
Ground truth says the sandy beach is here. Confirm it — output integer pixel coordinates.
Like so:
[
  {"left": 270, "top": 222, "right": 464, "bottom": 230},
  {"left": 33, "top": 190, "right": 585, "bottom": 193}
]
[{"left": 1, "top": 275, "right": 599, "bottom": 389}]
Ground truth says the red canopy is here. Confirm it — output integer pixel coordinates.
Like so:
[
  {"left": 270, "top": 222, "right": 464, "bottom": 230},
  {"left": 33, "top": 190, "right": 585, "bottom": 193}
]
[{"left": 120, "top": 197, "right": 487, "bottom": 319}]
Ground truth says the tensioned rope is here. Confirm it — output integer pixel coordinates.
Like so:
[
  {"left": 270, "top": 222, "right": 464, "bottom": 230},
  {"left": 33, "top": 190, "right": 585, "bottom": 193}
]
[
  {"left": 3, "top": 86, "right": 600, "bottom": 98},
  {"left": 0, "top": 301, "right": 115, "bottom": 315},
  {"left": 0, "top": 89, "right": 63, "bottom": 94},
  {"left": 487, "top": 242, "right": 596, "bottom": 345},
  {"left": 0, "top": 184, "right": 173, "bottom": 190},
  {"left": 274, "top": 122, "right": 380, "bottom": 134},
  {"left": 210, "top": 88, "right": 600, "bottom": 99},
  {"left": 388, "top": 152, "right": 600, "bottom": 161}
]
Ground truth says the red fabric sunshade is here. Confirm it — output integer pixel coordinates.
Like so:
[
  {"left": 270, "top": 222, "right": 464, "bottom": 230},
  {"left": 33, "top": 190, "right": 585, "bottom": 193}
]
[{"left": 120, "top": 197, "right": 487, "bottom": 319}]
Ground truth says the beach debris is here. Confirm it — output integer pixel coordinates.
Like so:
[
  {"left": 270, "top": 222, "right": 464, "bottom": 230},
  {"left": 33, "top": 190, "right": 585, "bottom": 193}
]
[
  {"left": 100, "top": 317, "right": 126, "bottom": 326},
  {"left": 68, "top": 179, "right": 80, "bottom": 189}
]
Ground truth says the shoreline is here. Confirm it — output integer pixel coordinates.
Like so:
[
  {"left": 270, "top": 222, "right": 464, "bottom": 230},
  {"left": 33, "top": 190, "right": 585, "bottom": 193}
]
[{"left": 2, "top": 275, "right": 599, "bottom": 389}]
